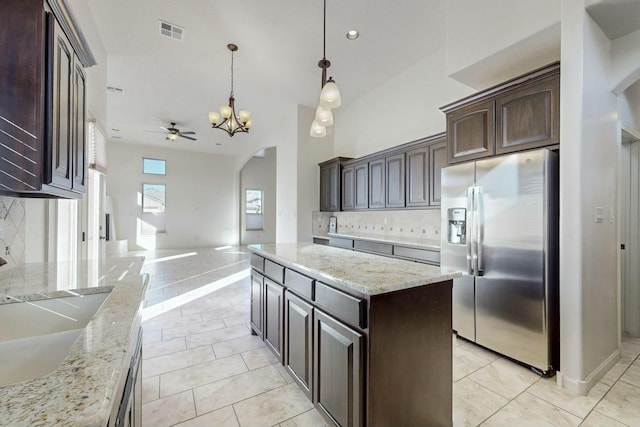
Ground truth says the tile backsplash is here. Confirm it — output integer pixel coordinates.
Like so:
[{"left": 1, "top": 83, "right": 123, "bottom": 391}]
[
  {"left": 313, "top": 209, "right": 441, "bottom": 241},
  {"left": 0, "top": 197, "right": 26, "bottom": 269}
]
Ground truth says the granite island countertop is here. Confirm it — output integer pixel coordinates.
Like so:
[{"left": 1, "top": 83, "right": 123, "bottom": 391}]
[
  {"left": 0, "top": 256, "right": 147, "bottom": 427},
  {"left": 248, "top": 243, "right": 459, "bottom": 296}
]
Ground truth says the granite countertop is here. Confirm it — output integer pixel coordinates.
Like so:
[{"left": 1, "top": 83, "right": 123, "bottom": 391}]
[
  {"left": 249, "top": 243, "right": 459, "bottom": 296},
  {"left": 327, "top": 231, "right": 441, "bottom": 250},
  {"left": 0, "top": 256, "right": 147, "bottom": 427}
]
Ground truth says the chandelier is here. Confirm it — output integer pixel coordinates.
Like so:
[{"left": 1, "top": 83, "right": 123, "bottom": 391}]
[
  {"left": 209, "top": 44, "right": 252, "bottom": 137},
  {"left": 310, "top": 0, "right": 341, "bottom": 138}
]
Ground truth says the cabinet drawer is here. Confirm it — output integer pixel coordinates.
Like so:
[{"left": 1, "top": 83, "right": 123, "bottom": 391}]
[
  {"left": 250, "top": 254, "right": 264, "bottom": 272},
  {"left": 315, "top": 282, "right": 367, "bottom": 329},
  {"left": 284, "top": 269, "right": 315, "bottom": 300},
  {"left": 329, "top": 237, "right": 354, "bottom": 249},
  {"left": 393, "top": 246, "right": 440, "bottom": 265},
  {"left": 265, "top": 259, "right": 284, "bottom": 283},
  {"left": 354, "top": 240, "right": 393, "bottom": 256}
]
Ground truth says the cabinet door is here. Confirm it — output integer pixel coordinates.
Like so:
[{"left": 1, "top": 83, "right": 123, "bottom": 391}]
[
  {"left": 368, "top": 159, "right": 385, "bottom": 209},
  {"left": 406, "top": 146, "right": 429, "bottom": 207},
  {"left": 284, "top": 291, "right": 313, "bottom": 398},
  {"left": 320, "top": 163, "right": 340, "bottom": 211},
  {"left": 250, "top": 271, "right": 263, "bottom": 338},
  {"left": 354, "top": 163, "right": 368, "bottom": 210},
  {"left": 0, "top": 1, "right": 44, "bottom": 192},
  {"left": 264, "top": 278, "right": 284, "bottom": 361},
  {"left": 446, "top": 99, "right": 495, "bottom": 164},
  {"left": 386, "top": 154, "right": 405, "bottom": 208},
  {"left": 49, "top": 19, "right": 74, "bottom": 190},
  {"left": 341, "top": 166, "right": 355, "bottom": 211},
  {"left": 72, "top": 59, "right": 86, "bottom": 192},
  {"left": 429, "top": 140, "right": 447, "bottom": 206},
  {"left": 495, "top": 75, "right": 559, "bottom": 155},
  {"left": 314, "top": 309, "right": 364, "bottom": 427}
]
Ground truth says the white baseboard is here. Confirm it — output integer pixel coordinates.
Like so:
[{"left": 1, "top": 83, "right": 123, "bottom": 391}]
[{"left": 557, "top": 348, "right": 620, "bottom": 395}]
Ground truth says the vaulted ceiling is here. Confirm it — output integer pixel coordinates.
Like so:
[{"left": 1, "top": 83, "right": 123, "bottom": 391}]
[{"left": 86, "top": 0, "right": 447, "bottom": 156}]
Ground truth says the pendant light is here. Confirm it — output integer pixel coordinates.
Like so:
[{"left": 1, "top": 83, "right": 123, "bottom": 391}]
[
  {"left": 310, "top": 0, "right": 341, "bottom": 138},
  {"left": 209, "top": 44, "right": 252, "bottom": 137}
]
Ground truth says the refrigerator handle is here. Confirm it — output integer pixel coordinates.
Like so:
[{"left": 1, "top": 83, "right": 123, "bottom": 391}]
[
  {"left": 476, "top": 186, "right": 484, "bottom": 276},
  {"left": 466, "top": 186, "right": 475, "bottom": 275}
]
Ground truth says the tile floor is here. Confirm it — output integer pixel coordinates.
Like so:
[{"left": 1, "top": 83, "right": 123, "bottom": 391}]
[{"left": 137, "top": 247, "right": 640, "bottom": 427}]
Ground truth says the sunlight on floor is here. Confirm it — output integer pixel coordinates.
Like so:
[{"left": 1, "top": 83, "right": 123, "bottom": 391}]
[
  {"left": 143, "top": 252, "right": 199, "bottom": 265},
  {"left": 141, "top": 268, "right": 251, "bottom": 322}
]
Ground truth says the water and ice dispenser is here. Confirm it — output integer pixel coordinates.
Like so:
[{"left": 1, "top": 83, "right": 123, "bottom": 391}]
[{"left": 447, "top": 208, "right": 466, "bottom": 244}]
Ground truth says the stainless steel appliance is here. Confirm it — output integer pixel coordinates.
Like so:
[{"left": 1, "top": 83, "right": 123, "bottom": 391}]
[{"left": 441, "top": 148, "right": 559, "bottom": 374}]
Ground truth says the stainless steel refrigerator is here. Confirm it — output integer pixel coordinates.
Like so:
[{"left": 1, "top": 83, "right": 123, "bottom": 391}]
[{"left": 441, "top": 148, "right": 559, "bottom": 374}]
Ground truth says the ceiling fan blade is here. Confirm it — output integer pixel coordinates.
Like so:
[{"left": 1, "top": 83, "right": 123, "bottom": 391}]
[
  {"left": 179, "top": 135, "right": 197, "bottom": 141},
  {"left": 159, "top": 126, "right": 170, "bottom": 132},
  {"left": 180, "top": 131, "right": 196, "bottom": 135},
  {"left": 144, "top": 130, "right": 166, "bottom": 133}
]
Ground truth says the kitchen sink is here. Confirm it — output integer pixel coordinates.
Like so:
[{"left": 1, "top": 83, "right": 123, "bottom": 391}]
[{"left": 0, "top": 292, "right": 111, "bottom": 387}]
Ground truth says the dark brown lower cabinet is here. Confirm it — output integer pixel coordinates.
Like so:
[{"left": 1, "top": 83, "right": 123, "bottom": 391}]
[
  {"left": 250, "top": 271, "right": 263, "bottom": 338},
  {"left": 314, "top": 309, "right": 364, "bottom": 427},
  {"left": 264, "top": 278, "right": 284, "bottom": 361},
  {"left": 284, "top": 291, "right": 313, "bottom": 398}
]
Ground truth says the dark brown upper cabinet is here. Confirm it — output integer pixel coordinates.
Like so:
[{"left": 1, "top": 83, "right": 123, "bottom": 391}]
[
  {"left": 406, "top": 146, "right": 429, "bottom": 207},
  {"left": 429, "top": 140, "right": 447, "bottom": 206},
  {"left": 441, "top": 62, "right": 560, "bottom": 166},
  {"left": 495, "top": 75, "right": 559, "bottom": 155},
  {"left": 385, "top": 154, "right": 405, "bottom": 208},
  {"left": 342, "top": 161, "right": 369, "bottom": 211},
  {"left": 368, "top": 159, "right": 386, "bottom": 209},
  {"left": 319, "top": 157, "right": 351, "bottom": 212},
  {"left": 0, "top": 0, "right": 94, "bottom": 198},
  {"left": 445, "top": 99, "right": 496, "bottom": 164}
]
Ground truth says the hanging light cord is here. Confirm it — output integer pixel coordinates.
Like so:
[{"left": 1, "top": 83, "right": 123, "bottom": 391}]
[
  {"left": 323, "top": 0, "right": 326, "bottom": 60},
  {"left": 230, "top": 49, "right": 235, "bottom": 98}
]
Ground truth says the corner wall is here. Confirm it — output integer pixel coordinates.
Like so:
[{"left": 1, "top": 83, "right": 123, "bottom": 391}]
[
  {"left": 559, "top": 3, "right": 620, "bottom": 393},
  {"left": 240, "top": 148, "right": 277, "bottom": 245}
]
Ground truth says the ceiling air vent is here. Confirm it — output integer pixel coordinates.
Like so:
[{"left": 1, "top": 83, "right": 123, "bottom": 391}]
[{"left": 159, "top": 21, "right": 184, "bottom": 41}]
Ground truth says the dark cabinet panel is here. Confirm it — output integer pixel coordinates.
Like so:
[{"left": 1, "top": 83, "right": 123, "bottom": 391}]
[
  {"left": 496, "top": 76, "right": 559, "bottom": 155},
  {"left": 72, "top": 61, "right": 86, "bottom": 191},
  {"left": 319, "top": 158, "right": 350, "bottom": 212},
  {"left": 250, "top": 271, "right": 263, "bottom": 338},
  {"left": 48, "top": 19, "right": 74, "bottom": 190},
  {"left": 264, "top": 279, "right": 284, "bottom": 361},
  {"left": 314, "top": 309, "right": 364, "bottom": 427},
  {"left": 385, "top": 154, "right": 405, "bottom": 208},
  {"left": 0, "top": 1, "right": 91, "bottom": 197},
  {"left": 284, "top": 291, "right": 313, "bottom": 398},
  {"left": 354, "top": 163, "right": 368, "bottom": 210},
  {"left": 341, "top": 166, "right": 355, "bottom": 211},
  {"left": 368, "top": 159, "right": 385, "bottom": 209},
  {"left": 429, "top": 140, "right": 447, "bottom": 206},
  {"left": 406, "top": 146, "right": 429, "bottom": 207},
  {"left": 446, "top": 99, "right": 495, "bottom": 164}
]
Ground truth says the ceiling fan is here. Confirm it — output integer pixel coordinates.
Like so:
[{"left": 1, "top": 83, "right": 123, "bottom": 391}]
[{"left": 160, "top": 122, "right": 197, "bottom": 141}]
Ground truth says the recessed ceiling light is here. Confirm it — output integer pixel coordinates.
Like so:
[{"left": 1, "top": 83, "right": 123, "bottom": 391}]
[{"left": 346, "top": 30, "right": 359, "bottom": 40}]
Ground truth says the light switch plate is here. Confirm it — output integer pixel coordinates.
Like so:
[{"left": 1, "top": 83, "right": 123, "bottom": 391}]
[{"left": 594, "top": 206, "right": 604, "bottom": 223}]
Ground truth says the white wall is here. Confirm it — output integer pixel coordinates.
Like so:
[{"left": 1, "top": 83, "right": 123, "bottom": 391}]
[
  {"left": 559, "top": 3, "right": 620, "bottom": 394},
  {"left": 107, "top": 141, "right": 238, "bottom": 250},
  {"left": 297, "top": 105, "right": 334, "bottom": 242},
  {"left": 240, "top": 147, "right": 276, "bottom": 245},
  {"left": 334, "top": 47, "right": 473, "bottom": 158},
  {"left": 446, "top": 0, "right": 560, "bottom": 89},
  {"left": 618, "top": 80, "right": 640, "bottom": 132}
]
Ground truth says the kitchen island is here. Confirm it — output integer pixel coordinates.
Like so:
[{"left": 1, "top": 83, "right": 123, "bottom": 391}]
[
  {"left": 248, "top": 243, "right": 460, "bottom": 427},
  {"left": 0, "top": 257, "right": 147, "bottom": 427}
]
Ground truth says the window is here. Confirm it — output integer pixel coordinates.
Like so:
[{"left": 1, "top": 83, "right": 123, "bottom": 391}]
[
  {"left": 246, "top": 189, "right": 263, "bottom": 230},
  {"left": 142, "top": 184, "right": 166, "bottom": 213},
  {"left": 245, "top": 189, "right": 263, "bottom": 214},
  {"left": 143, "top": 158, "right": 166, "bottom": 175}
]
